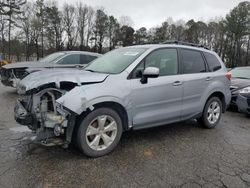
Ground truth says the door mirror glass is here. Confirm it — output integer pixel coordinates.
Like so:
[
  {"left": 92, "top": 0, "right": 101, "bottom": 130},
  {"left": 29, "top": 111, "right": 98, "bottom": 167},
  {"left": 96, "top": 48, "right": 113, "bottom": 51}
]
[
  {"left": 143, "top": 67, "right": 159, "bottom": 78},
  {"left": 141, "top": 67, "right": 159, "bottom": 84}
]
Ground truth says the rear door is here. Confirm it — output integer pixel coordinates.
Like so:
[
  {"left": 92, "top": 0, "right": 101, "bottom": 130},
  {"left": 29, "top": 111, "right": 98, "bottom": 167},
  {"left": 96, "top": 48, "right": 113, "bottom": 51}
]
[{"left": 180, "top": 48, "right": 212, "bottom": 120}]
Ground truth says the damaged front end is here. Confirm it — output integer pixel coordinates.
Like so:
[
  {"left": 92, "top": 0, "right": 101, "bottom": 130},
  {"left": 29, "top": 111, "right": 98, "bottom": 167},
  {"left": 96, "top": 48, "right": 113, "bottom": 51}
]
[
  {"left": 14, "top": 88, "right": 76, "bottom": 147},
  {"left": 0, "top": 68, "right": 27, "bottom": 87}
]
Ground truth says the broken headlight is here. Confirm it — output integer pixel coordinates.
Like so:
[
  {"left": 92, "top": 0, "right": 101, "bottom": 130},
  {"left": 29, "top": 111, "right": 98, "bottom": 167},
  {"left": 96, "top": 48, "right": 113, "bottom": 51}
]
[{"left": 239, "top": 86, "right": 250, "bottom": 97}]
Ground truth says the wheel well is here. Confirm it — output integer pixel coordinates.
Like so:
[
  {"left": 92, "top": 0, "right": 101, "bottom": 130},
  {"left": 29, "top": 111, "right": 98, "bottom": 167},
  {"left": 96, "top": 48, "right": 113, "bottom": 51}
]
[
  {"left": 76, "top": 101, "right": 129, "bottom": 131},
  {"left": 207, "top": 92, "right": 226, "bottom": 112},
  {"left": 93, "top": 102, "right": 129, "bottom": 131}
]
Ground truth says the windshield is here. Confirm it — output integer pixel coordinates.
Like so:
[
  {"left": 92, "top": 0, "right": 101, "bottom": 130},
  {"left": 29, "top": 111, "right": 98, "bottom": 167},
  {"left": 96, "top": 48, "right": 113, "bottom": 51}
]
[
  {"left": 85, "top": 47, "right": 147, "bottom": 74},
  {"left": 39, "top": 52, "right": 66, "bottom": 63},
  {"left": 231, "top": 68, "right": 250, "bottom": 79}
]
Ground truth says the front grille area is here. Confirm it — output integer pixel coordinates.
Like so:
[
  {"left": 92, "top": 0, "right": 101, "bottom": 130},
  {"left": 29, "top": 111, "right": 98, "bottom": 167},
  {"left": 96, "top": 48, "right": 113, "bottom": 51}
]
[{"left": 247, "top": 98, "right": 250, "bottom": 106}]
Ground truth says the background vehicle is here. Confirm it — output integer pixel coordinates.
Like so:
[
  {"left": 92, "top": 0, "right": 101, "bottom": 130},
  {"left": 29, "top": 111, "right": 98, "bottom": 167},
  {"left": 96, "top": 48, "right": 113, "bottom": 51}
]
[
  {"left": 0, "top": 51, "right": 101, "bottom": 87},
  {"left": 14, "top": 42, "right": 231, "bottom": 157},
  {"left": 0, "top": 54, "right": 11, "bottom": 67},
  {"left": 230, "top": 67, "right": 250, "bottom": 114}
]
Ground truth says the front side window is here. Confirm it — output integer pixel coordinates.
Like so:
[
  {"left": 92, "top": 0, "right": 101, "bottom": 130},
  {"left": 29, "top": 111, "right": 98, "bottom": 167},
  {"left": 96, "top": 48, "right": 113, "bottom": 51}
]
[
  {"left": 57, "top": 54, "right": 80, "bottom": 64},
  {"left": 132, "top": 48, "right": 178, "bottom": 78},
  {"left": 181, "top": 49, "right": 206, "bottom": 74},
  {"left": 85, "top": 47, "right": 147, "bottom": 74}
]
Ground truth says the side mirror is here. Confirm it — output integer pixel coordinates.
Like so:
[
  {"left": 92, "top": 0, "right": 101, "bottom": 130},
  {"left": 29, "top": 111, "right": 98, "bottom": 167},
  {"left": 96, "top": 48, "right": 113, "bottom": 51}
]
[{"left": 141, "top": 67, "right": 159, "bottom": 84}]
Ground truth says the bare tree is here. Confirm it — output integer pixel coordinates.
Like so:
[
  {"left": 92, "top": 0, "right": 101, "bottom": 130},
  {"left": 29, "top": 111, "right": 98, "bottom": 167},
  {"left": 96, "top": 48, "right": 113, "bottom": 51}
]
[
  {"left": 85, "top": 6, "right": 94, "bottom": 48},
  {"left": 2, "top": 0, "right": 26, "bottom": 59},
  {"left": 119, "top": 15, "right": 134, "bottom": 27},
  {"left": 44, "top": 3, "right": 63, "bottom": 52},
  {"left": 94, "top": 9, "right": 108, "bottom": 53},
  {"left": 19, "top": 2, "right": 33, "bottom": 60},
  {"left": 0, "top": 14, "right": 7, "bottom": 58},
  {"left": 63, "top": 3, "right": 77, "bottom": 50},
  {"left": 107, "top": 15, "right": 119, "bottom": 50},
  {"left": 35, "top": 0, "right": 45, "bottom": 57},
  {"left": 77, "top": 2, "right": 88, "bottom": 50}
]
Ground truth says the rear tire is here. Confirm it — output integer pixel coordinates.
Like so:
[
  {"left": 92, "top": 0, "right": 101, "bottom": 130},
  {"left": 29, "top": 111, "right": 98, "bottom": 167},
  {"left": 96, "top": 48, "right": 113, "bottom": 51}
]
[
  {"left": 198, "top": 97, "right": 222, "bottom": 129},
  {"left": 77, "top": 108, "right": 123, "bottom": 157}
]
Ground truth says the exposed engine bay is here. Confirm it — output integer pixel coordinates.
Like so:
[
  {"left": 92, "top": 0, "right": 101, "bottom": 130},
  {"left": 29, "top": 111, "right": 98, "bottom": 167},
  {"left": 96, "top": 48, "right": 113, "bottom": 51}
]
[
  {"left": 15, "top": 88, "right": 76, "bottom": 147},
  {"left": 14, "top": 69, "right": 109, "bottom": 147}
]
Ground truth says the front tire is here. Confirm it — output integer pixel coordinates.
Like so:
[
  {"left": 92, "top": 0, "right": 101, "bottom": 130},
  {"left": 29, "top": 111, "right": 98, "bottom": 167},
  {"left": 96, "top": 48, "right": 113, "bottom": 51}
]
[
  {"left": 77, "top": 108, "right": 123, "bottom": 157},
  {"left": 198, "top": 97, "right": 222, "bottom": 129}
]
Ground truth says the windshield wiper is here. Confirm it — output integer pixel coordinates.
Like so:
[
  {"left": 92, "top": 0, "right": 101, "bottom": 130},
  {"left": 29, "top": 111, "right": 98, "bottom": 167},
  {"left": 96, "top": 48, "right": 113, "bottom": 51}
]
[{"left": 85, "top": 69, "right": 96, "bottom": 72}]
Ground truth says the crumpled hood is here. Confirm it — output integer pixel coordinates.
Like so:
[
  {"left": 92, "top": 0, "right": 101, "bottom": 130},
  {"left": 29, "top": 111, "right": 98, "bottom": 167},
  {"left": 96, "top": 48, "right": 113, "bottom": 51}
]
[
  {"left": 19, "top": 69, "right": 109, "bottom": 91},
  {"left": 3, "top": 61, "right": 55, "bottom": 69},
  {"left": 231, "top": 78, "right": 250, "bottom": 89}
]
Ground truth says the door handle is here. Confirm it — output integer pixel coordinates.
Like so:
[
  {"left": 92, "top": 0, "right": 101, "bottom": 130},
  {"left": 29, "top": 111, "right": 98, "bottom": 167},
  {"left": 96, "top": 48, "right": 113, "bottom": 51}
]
[
  {"left": 172, "top": 81, "right": 182, "bottom": 86},
  {"left": 206, "top": 77, "right": 212, "bottom": 81}
]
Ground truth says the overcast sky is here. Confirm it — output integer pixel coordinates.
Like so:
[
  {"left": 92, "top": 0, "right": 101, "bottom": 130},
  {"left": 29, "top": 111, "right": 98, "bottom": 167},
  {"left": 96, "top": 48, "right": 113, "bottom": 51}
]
[{"left": 61, "top": 0, "right": 243, "bottom": 29}]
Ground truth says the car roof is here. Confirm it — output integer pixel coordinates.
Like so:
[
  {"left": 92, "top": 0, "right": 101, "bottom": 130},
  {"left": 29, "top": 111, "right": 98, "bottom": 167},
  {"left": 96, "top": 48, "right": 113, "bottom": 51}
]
[
  {"left": 124, "top": 44, "right": 215, "bottom": 54},
  {"left": 61, "top": 51, "right": 102, "bottom": 57}
]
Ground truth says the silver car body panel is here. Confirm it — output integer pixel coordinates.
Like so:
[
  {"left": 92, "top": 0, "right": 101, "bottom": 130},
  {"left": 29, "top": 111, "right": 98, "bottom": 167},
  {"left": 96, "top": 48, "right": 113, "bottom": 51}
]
[
  {"left": 20, "top": 69, "right": 109, "bottom": 91},
  {"left": 18, "top": 44, "right": 231, "bottom": 129}
]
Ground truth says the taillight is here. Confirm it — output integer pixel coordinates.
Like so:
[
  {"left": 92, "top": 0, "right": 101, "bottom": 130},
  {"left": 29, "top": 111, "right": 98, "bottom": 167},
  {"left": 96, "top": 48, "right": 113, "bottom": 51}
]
[{"left": 225, "top": 72, "right": 232, "bottom": 81}]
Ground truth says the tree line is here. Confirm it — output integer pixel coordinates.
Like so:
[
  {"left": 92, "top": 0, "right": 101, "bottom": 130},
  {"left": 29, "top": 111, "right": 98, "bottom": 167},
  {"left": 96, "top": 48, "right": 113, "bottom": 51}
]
[{"left": 0, "top": 0, "right": 249, "bottom": 68}]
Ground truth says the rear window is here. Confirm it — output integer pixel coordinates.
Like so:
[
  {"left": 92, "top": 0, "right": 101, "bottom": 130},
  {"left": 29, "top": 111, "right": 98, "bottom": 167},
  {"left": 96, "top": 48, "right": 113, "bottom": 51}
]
[{"left": 203, "top": 52, "right": 221, "bottom": 72}]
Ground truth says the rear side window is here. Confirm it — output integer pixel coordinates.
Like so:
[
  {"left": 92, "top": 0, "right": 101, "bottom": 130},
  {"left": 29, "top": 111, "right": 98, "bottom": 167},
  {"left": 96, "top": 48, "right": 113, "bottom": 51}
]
[
  {"left": 203, "top": 52, "right": 221, "bottom": 72},
  {"left": 181, "top": 49, "right": 206, "bottom": 74},
  {"left": 80, "top": 55, "right": 98, "bottom": 64}
]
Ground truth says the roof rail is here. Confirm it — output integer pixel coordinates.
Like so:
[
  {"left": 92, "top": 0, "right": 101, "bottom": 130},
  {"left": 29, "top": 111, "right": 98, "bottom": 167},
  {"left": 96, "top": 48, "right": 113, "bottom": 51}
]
[{"left": 162, "top": 40, "right": 209, "bottom": 50}]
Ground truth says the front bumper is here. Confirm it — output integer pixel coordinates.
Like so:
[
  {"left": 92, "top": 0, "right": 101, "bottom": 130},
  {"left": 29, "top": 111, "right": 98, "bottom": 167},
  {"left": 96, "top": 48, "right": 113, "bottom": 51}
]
[
  {"left": 14, "top": 97, "right": 76, "bottom": 147},
  {"left": 230, "top": 93, "right": 250, "bottom": 114},
  {"left": 236, "top": 94, "right": 250, "bottom": 114}
]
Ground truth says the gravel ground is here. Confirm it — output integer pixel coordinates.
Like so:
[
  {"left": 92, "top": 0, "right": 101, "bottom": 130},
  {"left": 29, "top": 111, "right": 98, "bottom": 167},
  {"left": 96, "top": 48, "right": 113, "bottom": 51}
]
[{"left": 0, "top": 83, "right": 250, "bottom": 188}]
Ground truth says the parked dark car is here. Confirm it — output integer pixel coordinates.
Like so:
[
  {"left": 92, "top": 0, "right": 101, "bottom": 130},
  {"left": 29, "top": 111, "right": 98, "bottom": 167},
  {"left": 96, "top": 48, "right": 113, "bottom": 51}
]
[
  {"left": 230, "top": 66, "right": 250, "bottom": 115},
  {"left": 0, "top": 51, "right": 101, "bottom": 87}
]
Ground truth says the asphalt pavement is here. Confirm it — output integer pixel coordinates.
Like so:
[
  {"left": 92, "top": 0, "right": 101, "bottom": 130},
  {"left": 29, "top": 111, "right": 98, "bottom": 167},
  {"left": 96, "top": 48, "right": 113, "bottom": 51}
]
[{"left": 0, "top": 84, "right": 250, "bottom": 188}]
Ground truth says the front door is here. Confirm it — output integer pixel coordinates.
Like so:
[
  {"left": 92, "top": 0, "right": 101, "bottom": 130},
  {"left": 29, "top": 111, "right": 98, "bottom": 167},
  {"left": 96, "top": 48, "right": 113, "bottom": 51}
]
[{"left": 129, "top": 48, "right": 183, "bottom": 129}]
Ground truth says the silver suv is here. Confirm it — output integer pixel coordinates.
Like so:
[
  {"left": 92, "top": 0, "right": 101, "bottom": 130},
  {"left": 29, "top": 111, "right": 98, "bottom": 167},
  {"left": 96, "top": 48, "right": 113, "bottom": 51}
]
[{"left": 15, "top": 42, "right": 231, "bottom": 157}]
